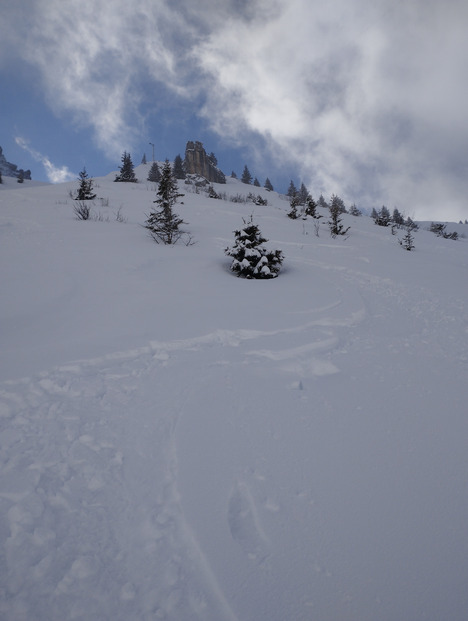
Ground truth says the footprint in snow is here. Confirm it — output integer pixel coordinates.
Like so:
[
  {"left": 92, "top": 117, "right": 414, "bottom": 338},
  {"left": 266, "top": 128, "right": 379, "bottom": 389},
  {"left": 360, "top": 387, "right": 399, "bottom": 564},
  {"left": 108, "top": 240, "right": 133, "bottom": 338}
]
[{"left": 227, "top": 481, "right": 269, "bottom": 561}]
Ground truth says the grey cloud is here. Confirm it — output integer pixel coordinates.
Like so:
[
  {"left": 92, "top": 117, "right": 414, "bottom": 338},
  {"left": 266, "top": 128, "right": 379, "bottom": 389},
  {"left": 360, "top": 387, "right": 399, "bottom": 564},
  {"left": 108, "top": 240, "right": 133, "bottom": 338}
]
[
  {"left": 195, "top": 0, "right": 468, "bottom": 219},
  {"left": 3, "top": 0, "right": 197, "bottom": 158},
  {"left": 2, "top": 0, "right": 468, "bottom": 219}
]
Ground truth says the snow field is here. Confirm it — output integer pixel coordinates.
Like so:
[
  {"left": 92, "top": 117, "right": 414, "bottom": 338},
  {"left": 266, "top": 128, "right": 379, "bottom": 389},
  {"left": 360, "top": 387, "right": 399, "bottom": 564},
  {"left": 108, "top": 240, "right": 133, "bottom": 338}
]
[{"left": 1, "top": 166, "right": 468, "bottom": 620}]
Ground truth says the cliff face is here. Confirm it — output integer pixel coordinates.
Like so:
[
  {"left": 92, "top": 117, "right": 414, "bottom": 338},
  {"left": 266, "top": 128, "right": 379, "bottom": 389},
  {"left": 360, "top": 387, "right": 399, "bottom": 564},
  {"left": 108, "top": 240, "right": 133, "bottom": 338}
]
[
  {"left": 184, "top": 141, "right": 225, "bottom": 184},
  {"left": 0, "top": 147, "right": 31, "bottom": 180}
]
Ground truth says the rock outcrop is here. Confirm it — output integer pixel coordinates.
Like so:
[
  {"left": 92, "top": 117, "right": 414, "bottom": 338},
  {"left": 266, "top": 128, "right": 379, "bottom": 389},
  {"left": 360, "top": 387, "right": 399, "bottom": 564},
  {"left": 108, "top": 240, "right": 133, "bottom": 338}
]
[
  {"left": 184, "top": 141, "right": 225, "bottom": 184},
  {"left": 0, "top": 146, "right": 31, "bottom": 180}
]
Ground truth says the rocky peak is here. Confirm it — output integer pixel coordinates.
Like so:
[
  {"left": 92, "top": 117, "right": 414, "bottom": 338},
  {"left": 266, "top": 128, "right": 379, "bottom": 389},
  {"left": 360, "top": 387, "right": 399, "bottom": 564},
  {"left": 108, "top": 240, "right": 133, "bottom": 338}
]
[
  {"left": 184, "top": 141, "right": 225, "bottom": 184},
  {"left": 0, "top": 146, "right": 31, "bottom": 180}
]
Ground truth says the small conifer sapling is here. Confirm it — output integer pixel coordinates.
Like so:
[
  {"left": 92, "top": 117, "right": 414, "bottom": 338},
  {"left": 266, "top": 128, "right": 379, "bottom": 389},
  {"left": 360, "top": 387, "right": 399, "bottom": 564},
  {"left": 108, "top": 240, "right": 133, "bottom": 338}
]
[
  {"left": 287, "top": 195, "right": 301, "bottom": 219},
  {"left": 399, "top": 229, "right": 415, "bottom": 251},
  {"left": 304, "top": 195, "right": 321, "bottom": 219},
  {"left": 75, "top": 167, "right": 96, "bottom": 200},
  {"left": 328, "top": 199, "right": 350, "bottom": 238},
  {"left": 144, "top": 160, "right": 187, "bottom": 244},
  {"left": 225, "top": 216, "right": 284, "bottom": 279}
]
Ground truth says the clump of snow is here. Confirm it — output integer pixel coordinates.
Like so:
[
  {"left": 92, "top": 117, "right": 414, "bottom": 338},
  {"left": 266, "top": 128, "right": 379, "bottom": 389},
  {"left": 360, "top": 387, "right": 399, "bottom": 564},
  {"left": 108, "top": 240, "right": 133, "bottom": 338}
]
[{"left": 0, "top": 166, "right": 467, "bottom": 620}]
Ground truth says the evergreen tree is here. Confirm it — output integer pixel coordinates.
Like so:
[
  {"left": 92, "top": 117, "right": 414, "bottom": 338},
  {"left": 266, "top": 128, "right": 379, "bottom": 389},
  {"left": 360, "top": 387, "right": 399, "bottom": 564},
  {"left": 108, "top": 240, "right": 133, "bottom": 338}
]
[
  {"left": 225, "top": 215, "right": 283, "bottom": 279},
  {"left": 287, "top": 180, "right": 297, "bottom": 198},
  {"left": 318, "top": 194, "right": 329, "bottom": 209},
  {"left": 429, "top": 222, "right": 458, "bottom": 240},
  {"left": 429, "top": 222, "right": 446, "bottom": 236},
  {"left": 147, "top": 161, "right": 161, "bottom": 182},
  {"left": 231, "top": 171, "right": 238, "bottom": 179},
  {"left": 75, "top": 167, "right": 96, "bottom": 200},
  {"left": 298, "top": 183, "right": 309, "bottom": 205},
  {"left": 0, "top": 171, "right": 2, "bottom": 184},
  {"left": 392, "top": 207, "right": 404, "bottom": 226},
  {"left": 173, "top": 154, "right": 186, "bottom": 179},
  {"left": 328, "top": 200, "right": 350, "bottom": 238},
  {"left": 253, "top": 177, "right": 260, "bottom": 187},
  {"left": 330, "top": 194, "right": 346, "bottom": 213},
  {"left": 264, "top": 177, "right": 274, "bottom": 191},
  {"left": 349, "top": 203, "right": 361, "bottom": 216},
  {"left": 287, "top": 195, "right": 301, "bottom": 219},
  {"left": 304, "top": 195, "right": 321, "bottom": 219},
  {"left": 208, "top": 152, "right": 218, "bottom": 167},
  {"left": 145, "top": 160, "right": 186, "bottom": 244},
  {"left": 399, "top": 229, "right": 415, "bottom": 251},
  {"left": 405, "top": 216, "right": 419, "bottom": 232},
  {"left": 373, "top": 205, "right": 391, "bottom": 227},
  {"left": 115, "top": 151, "right": 137, "bottom": 182},
  {"left": 241, "top": 165, "right": 252, "bottom": 184},
  {"left": 141, "top": 153, "right": 147, "bottom": 165}
]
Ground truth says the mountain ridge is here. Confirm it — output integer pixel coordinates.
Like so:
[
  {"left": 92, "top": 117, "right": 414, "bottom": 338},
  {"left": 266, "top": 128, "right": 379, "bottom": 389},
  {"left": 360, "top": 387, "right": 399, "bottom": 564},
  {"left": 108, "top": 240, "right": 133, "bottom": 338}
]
[{"left": 0, "top": 145, "right": 31, "bottom": 180}]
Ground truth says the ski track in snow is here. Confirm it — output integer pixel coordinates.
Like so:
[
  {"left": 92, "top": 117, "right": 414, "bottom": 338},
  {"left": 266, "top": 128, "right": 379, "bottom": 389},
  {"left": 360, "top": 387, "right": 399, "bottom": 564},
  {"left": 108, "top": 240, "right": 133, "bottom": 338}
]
[
  {"left": 0, "top": 290, "right": 366, "bottom": 621},
  {"left": 0, "top": 346, "right": 238, "bottom": 621},
  {"left": 1, "top": 240, "right": 467, "bottom": 619}
]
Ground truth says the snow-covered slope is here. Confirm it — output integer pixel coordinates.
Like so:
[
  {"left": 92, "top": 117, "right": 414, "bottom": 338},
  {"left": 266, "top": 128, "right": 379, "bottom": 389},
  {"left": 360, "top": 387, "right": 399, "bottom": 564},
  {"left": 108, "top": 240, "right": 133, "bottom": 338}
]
[{"left": 1, "top": 166, "right": 467, "bottom": 620}]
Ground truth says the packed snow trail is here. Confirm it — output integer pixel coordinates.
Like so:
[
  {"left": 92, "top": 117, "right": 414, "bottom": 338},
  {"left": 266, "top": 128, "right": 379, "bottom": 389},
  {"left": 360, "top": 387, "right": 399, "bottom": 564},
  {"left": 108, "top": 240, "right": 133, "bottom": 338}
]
[
  {"left": 0, "top": 343, "right": 241, "bottom": 621},
  {"left": 1, "top": 275, "right": 468, "bottom": 620}
]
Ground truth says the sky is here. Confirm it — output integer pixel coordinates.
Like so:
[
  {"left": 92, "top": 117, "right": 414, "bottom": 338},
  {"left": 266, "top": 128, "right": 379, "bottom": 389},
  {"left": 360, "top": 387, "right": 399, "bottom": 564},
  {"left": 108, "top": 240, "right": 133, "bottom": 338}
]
[{"left": 1, "top": 0, "right": 468, "bottom": 221}]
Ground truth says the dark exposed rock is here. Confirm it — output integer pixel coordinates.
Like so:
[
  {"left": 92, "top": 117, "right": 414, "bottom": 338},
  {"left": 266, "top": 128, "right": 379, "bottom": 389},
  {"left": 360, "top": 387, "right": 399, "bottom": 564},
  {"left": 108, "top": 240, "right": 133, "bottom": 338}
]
[
  {"left": 0, "top": 146, "right": 31, "bottom": 180},
  {"left": 184, "top": 141, "right": 225, "bottom": 184}
]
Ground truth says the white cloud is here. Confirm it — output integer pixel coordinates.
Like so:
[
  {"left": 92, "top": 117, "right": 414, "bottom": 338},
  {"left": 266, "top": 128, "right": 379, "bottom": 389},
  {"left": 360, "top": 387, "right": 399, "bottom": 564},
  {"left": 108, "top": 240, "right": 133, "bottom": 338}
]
[
  {"left": 3, "top": 0, "right": 468, "bottom": 219},
  {"left": 15, "top": 137, "right": 75, "bottom": 183},
  {"left": 194, "top": 0, "right": 468, "bottom": 219},
  {"left": 6, "top": 0, "right": 194, "bottom": 159}
]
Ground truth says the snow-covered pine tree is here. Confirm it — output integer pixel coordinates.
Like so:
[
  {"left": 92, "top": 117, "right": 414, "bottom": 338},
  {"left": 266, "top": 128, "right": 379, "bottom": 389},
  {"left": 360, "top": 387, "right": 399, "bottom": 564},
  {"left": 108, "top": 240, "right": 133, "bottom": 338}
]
[
  {"left": 264, "top": 177, "right": 274, "bottom": 191},
  {"left": 225, "top": 215, "right": 284, "bottom": 279},
  {"left": 328, "top": 198, "right": 350, "bottom": 238},
  {"left": 405, "top": 216, "right": 419, "bottom": 232},
  {"left": 147, "top": 161, "right": 161, "bottom": 182},
  {"left": 329, "top": 194, "right": 347, "bottom": 213},
  {"left": 304, "top": 195, "right": 321, "bottom": 219},
  {"left": 141, "top": 153, "right": 147, "bottom": 164},
  {"left": 253, "top": 177, "right": 260, "bottom": 187},
  {"left": 115, "top": 152, "right": 137, "bottom": 182},
  {"left": 399, "top": 229, "right": 415, "bottom": 251},
  {"left": 429, "top": 222, "right": 458, "bottom": 240},
  {"left": 287, "top": 194, "right": 301, "bottom": 219},
  {"left": 75, "top": 167, "right": 96, "bottom": 200},
  {"left": 373, "top": 206, "right": 391, "bottom": 226},
  {"left": 144, "top": 159, "right": 186, "bottom": 244}
]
